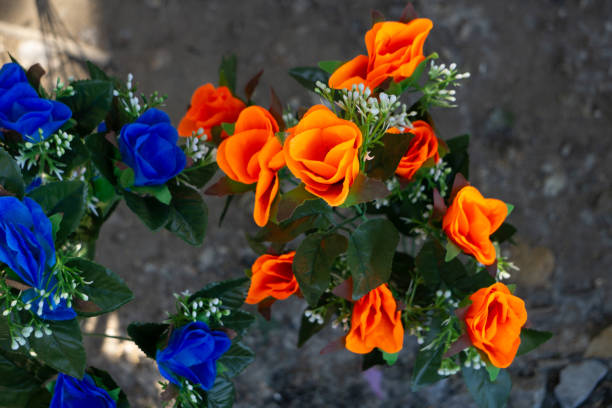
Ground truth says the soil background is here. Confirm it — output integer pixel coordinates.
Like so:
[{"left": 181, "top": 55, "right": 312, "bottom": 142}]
[{"left": 0, "top": 0, "right": 611, "bottom": 407}]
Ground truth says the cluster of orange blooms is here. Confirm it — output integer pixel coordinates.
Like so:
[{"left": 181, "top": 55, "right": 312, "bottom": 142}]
[{"left": 178, "top": 18, "right": 527, "bottom": 369}]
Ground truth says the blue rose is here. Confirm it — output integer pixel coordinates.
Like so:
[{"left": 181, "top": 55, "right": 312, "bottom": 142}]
[
  {"left": 156, "top": 321, "right": 231, "bottom": 390},
  {"left": 50, "top": 373, "right": 116, "bottom": 408},
  {"left": 118, "top": 108, "right": 186, "bottom": 186},
  {"left": 0, "top": 196, "right": 75, "bottom": 320},
  {"left": 0, "top": 63, "right": 71, "bottom": 142}
]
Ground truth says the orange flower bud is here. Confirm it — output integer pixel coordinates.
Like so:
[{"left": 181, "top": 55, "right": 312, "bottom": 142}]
[
  {"left": 283, "top": 105, "right": 362, "bottom": 206},
  {"left": 216, "top": 106, "right": 285, "bottom": 226},
  {"left": 345, "top": 284, "right": 404, "bottom": 354},
  {"left": 464, "top": 282, "right": 527, "bottom": 368},
  {"left": 329, "top": 19, "right": 433, "bottom": 90},
  {"left": 178, "top": 83, "right": 245, "bottom": 139},
  {"left": 389, "top": 120, "right": 439, "bottom": 180},
  {"left": 442, "top": 186, "right": 507, "bottom": 265},
  {"left": 245, "top": 252, "right": 299, "bottom": 304}
]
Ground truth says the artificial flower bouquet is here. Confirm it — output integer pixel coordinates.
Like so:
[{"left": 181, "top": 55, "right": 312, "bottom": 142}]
[{"left": 0, "top": 6, "right": 551, "bottom": 408}]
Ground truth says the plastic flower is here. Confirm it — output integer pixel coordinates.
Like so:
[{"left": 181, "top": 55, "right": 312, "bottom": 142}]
[
  {"left": 0, "top": 62, "right": 71, "bottom": 141},
  {"left": 0, "top": 196, "right": 74, "bottom": 320},
  {"left": 329, "top": 19, "right": 433, "bottom": 90},
  {"left": 283, "top": 105, "right": 362, "bottom": 206},
  {"left": 389, "top": 120, "right": 439, "bottom": 180},
  {"left": 119, "top": 108, "right": 186, "bottom": 186},
  {"left": 177, "top": 83, "right": 245, "bottom": 139},
  {"left": 245, "top": 252, "right": 298, "bottom": 304},
  {"left": 156, "top": 321, "right": 231, "bottom": 391},
  {"left": 442, "top": 185, "right": 507, "bottom": 265},
  {"left": 464, "top": 282, "right": 528, "bottom": 368},
  {"left": 345, "top": 284, "right": 404, "bottom": 354},
  {"left": 216, "top": 106, "right": 285, "bottom": 226},
  {"left": 50, "top": 373, "right": 116, "bottom": 408}
]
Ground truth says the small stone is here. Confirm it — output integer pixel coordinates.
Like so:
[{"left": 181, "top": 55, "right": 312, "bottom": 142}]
[
  {"left": 554, "top": 360, "right": 607, "bottom": 408},
  {"left": 585, "top": 325, "right": 612, "bottom": 358},
  {"left": 542, "top": 171, "right": 567, "bottom": 197}
]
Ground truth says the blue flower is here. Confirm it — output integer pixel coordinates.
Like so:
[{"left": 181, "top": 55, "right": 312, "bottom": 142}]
[
  {"left": 0, "top": 196, "right": 75, "bottom": 320},
  {"left": 50, "top": 373, "right": 116, "bottom": 408},
  {"left": 0, "top": 63, "right": 71, "bottom": 142},
  {"left": 156, "top": 321, "right": 231, "bottom": 390},
  {"left": 119, "top": 108, "right": 186, "bottom": 186}
]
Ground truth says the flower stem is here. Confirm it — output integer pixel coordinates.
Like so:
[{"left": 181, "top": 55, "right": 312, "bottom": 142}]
[{"left": 82, "top": 332, "right": 132, "bottom": 341}]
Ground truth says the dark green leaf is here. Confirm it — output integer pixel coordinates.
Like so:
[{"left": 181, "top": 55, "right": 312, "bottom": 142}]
[
  {"left": 58, "top": 80, "right": 114, "bottom": 134},
  {"left": 297, "top": 307, "right": 330, "bottom": 347},
  {"left": 318, "top": 60, "right": 344, "bottom": 75},
  {"left": 118, "top": 168, "right": 134, "bottom": 190},
  {"left": 189, "top": 278, "right": 249, "bottom": 309},
  {"left": 491, "top": 222, "right": 517, "bottom": 244},
  {"left": 253, "top": 215, "right": 322, "bottom": 244},
  {"left": 48, "top": 213, "right": 63, "bottom": 241},
  {"left": 220, "top": 123, "right": 235, "bottom": 136},
  {"left": 288, "top": 67, "right": 329, "bottom": 91},
  {"left": 205, "top": 375, "right": 235, "bottom": 408},
  {"left": 444, "top": 134, "right": 470, "bottom": 179},
  {"left": 293, "top": 232, "right": 347, "bottom": 305},
  {"left": 204, "top": 176, "right": 255, "bottom": 196},
  {"left": 182, "top": 162, "right": 218, "bottom": 188},
  {"left": 0, "top": 147, "right": 24, "bottom": 198},
  {"left": 517, "top": 329, "right": 552, "bottom": 356},
  {"left": 486, "top": 363, "right": 500, "bottom": 382},
  {"left": 411, "top": 315, "right": 445, "bottom": 390},
  {"left": 218, "top": 55, "right": 237, "bottom": 94},
  {"left": 27, "top": 180, "right": 86, "bottom": 243},
  {"left": 165, "top": 185, "right": 208, "bottom": 245},
  {"left": 462, "top": 365, "right": 511, "bottom": 408},
  {"left": 0, "top": 352, "right": 47, "bottom": 407},
  {"left": 276, "top": 185, "right": 317, "bottom": 222},
  {"left": 87, "top": 366, "right": 130, "bottom": 408},
  {"left": 217, "top": 342, "right": 254, "bottom": 379},
  {"left": 30, "top": 319, "right": 85, "bottom": 379},
  {"left": 131, "top": 184, "right": 172, "bottom": 205},
  {"left": 390, "top": 251, "right": 415, "bottom": 292},
  {"left": 127, "top": 322, "right": 170, "bottom": 359},
  {"left": 347, "top": 218, "right": 399, "bottom": 300},
  {"left": 86, "top": 61, "right": 111, "bottom": 81},
  {"left": 67, "top": 258, "right": 133, "bottom": 317},
  {"left": 341, "top": 174, "right": 389, "bottom": 208},
  {"left": 84, "top": 133, "right": 118, "bottom": 184},
  {"left": 366, "top": 131, "right": 413, "bottom": 180},
  {"left": 362, "top": 349, "right": 385, "bottom": 370},
  {"left": 221, "top": 310, "right": 255, "bottom": 337},
  {"left": 124, "top": 191, "right": 170, "bottom": 230}
]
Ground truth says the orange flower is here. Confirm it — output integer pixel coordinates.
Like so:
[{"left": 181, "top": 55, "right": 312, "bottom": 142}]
[
  {"left": 442, "top": 186, "right": 507, "bottom": 265},
  {"left": 329, "top": 19, "right": 433, "bottom": 90},
  {"left": 178, "top": 83, "right": 245, "bottom": 139},
  {"left": 216, "top": 106, "right": 285, "bottom": 226},
  {"left": 464, "top": 282, "right": 527, "bottom": 368},
  {"left": 283, "top": 105, "right": 362, "bottom": 206},
  {"left": 245, "top": 252, "right": 299, "bottom": 304},
  {"left": 345, "top": 284, "right": 404, "bottom": 354},
  {"left": 389, "top": 120, "right": 439, "bottom": 180}
]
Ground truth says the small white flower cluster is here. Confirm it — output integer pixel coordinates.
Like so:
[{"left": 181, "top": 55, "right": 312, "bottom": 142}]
[
  {"left": 9, "top": 323, "right": 53, "bottom": 350},
  {"left": 408, "top": 184, "right": 427, "bottom": 204},
  {"left": 181, "top": 379, "right": 203, "bottom": 405},
  {"left": 282, "top": 111, "right": 298, "bottom": 128},
  {"left": 54, "top": 77, "right": 75, "bottom": 98},
  {"left": 437, "top": 358, "right": 461, "bottom": 376},
  {"left": 115, "top": 73, "right": 143, "bottom": 115},
  {"left": 331, "top": 315, "right": 350, "bottom": 331},
  {"left": 177, "top": 295, "right": 231, "bottom": 322},
  {"left": 184, "top": 133, "right": 210, "bottom": 162},
  {"left": 436, "top": 289, "right": 459, "bottom": 309},
  {"left": 424, "top": 61, "right": 470, "bottom": 108},
  {"left": 16, "top": 130, "right": 75, "bottom": 180},
  {"left": 304, "top": 309, "right": 324, "bottom": 325},
  {"left": 414, "top": 325, "right": 427, "bottom": 345},
  {"left": 496, "top": 259, "right": 519, "bottom": 281},
  {"left": 463, "top": 348, "right": 485, "bottom": 370}
]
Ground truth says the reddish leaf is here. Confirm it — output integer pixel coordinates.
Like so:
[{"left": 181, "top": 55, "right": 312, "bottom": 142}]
[
  {"left": 160, "top": 384, "right": 179, "bottom": 402},
  {"left": 399, "top": 3, "right": 418, "bottom": 23},
  {"left": 244, "top": 69, "right": 264, "bottom": 101},
  {"left": 341, "top": 174, "right": 389, "bottom": 207},
  {"left": 26, "top": 63, "right": 45, "bottom": 90},
  {"left": 486, "top": 260, "right": 498, "bottom": 278},
  {"left": 320, "top": 336, "right": 346, "bottom": 355},
  {"left": 4, "top": 278, "right": 31, "bottom": 291},
  {"left": 269, "top": 87, "right": 286, "bottom": 131},
  {"left": 104, "top": 131, "right": 118, "bottom": 148},
  {"left": 432, "top": 188, "right": 447, "bottom": 220},
  {"left": 454, "top": 304, "right": 471, "bottom": 321},
  {"left": 73, "top": 298, "right": 102, "bottom": 314},
  {"left": 204, "top": 176, "right": 255, "bottom": 196},
  {"left": 332, "top": 278, "right": 353, "bottom": 301},
  {"left": 443, "top": 333, "right": 472, "bottom": 358},
  {"left": 450, "top": 173, "right": 469, "bottom": 200},
  {"left": 257, "top": 297, "right": 276, "bottom": 321},
  {"left": 276, "top": 185, "right": 316, "bottom": 221},
  {"left": 371, "top": 9, "right": 385, "bottom": 25}
]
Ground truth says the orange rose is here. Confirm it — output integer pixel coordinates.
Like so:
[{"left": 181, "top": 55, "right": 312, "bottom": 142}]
[
  {"left": 216, "top": 106, "right": 285, "bottom": 226},
  {"left": 178, "top": 83, "right": 245, "bottom": 139},
  {"left": 442, "top": 186, "right": 507, "bottom": 265},
  {"left": 464, "top": 282, "right": 527, "bottom": 368},
  {"left": 283, "top": 105, "right": 362, "bottom": 206},
  {"left": 329, "top": 19, "right": 433, "bottom": 90},
  {"left": 245, "top": 252, "right": 299, "bottom": 304},
  {"left": 389, "top": 120, "right": 439, "bottom": 180},
  {"left": 345, "top": 284, "right": 404, "bottom": 354}
]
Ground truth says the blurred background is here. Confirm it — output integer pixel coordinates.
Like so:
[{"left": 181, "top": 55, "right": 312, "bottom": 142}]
[{"left": 0, "top": 0, "right": 611, "bottom": 406}]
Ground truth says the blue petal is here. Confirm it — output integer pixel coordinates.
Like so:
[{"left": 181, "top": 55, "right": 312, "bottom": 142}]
[{"left": 136, "top": 108, "right": 171, "bottom": 126}]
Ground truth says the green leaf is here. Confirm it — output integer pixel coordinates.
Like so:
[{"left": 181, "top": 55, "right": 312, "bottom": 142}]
[
  {"left": 491, "top": 222, "right": 517, "bottom": 244},
  {"left": 182, "top": 162, "right": 218, "bottom": 188},
  {"left": 293, "top": 232, "right": 348, "bottom": 306},
  {"left": 221, "top": 310, "right": 256, "bottom": 337},
  {"left": 341, "top": 174, "right": 389, "bottom": 208},
  {"left": 366, "top": 131, "right": 413, "bottom": 180},
  {"left": 204, "top": 176, "right": 255, "bottom": 196},
  {"left": 218, "top": 55, "right": 237, "bottom": 94},
  {"left": 189, "top": 278, "right": 249, "bottom": 309},
  {"left": 275, "top": 184, "right": 317, "bottom": 222},
  {"left": 86, "top": 61, "right": 111, "bottom": 81},
  {"left": 217, "top": 342, "right": 254, "bottom": 379},
  {"left": 30, "top": 319, "right": 85, "bottom": 379},
  {"left": 362, "top": 349, "right": 385, "bottom": 370},
  {"left": 411, "top": 314, "right": 445, "bottom": 390},
  {"left": 165, "top": 185, "right": 208, "bottom": 245},
  {"left": 84, "top": 133, "right": 118, "bottom": 184},
  {"left": 118, "top": 168, "right": 135, "bottom": 190},
  {"left": 288, "top": 66, "right": 329, "bottom": 91},
  {"left": 462, "top": 365, "right": 511, "bottom": 408},
  {"left": 517, "top": 328, "right": 552, "bottom": 356},
  {"left": 48, "top": 213, "right": 63, "bottom": 241},
  {"left": 205, "top": 375, "right": 235, "bottom": 408},
  {"left": 444, "top": 134, "right": 470, "bottom": 179},
  {"left": 0, "top": 352, "right": 47, "bottom": 407},
  {"left": 87, "top": 366, "right": 130, "bottom": 408},
  {"left": 485, "top": 363, "right": 500, "bottom": 382},
  {"left": 0, "top": 147, "right": 25, "bottom": 198},
  {"left": 387, "top": 52, "right": 438, "bottom": 95},
  {"left": 127, "top": 322, "right": 170, "bottom": 359},
  {"left": 58, "top": 79, "right": 114, "bottom": 134},
  {"left": 297, "top": 308, "right": 329, "bottom": 347},
  {"left": 506, "top": 203, "right": 514, "bottom": 216},
  {"left": 124, "top": 191, "right": 170, "bottom": 230},
  {"left": 318, "top": 60, "right": 344, "bottom": 75},
  {"left": 220, "top": 123, "right": 235, "bottom": 137},
  {"left": 382, "top": 351, "right": 399, "bottom": 366},
  {"left": 347, "top": 218, "right": 399, "bottom": 300},
  {"left": 67, "top": 258, "right": 133, "bottom": 317},
  {"left": 131, "top": 184, "right": 172, "bottom": 205},
  {"left": 27, "top": 180, "right": 86, "bottom": 243},
  {"left": 445, "top": 240, "right": 462, "bottom": 262},
  {"left": 253, "top": 215, "right": 324, "bottom": 244}
]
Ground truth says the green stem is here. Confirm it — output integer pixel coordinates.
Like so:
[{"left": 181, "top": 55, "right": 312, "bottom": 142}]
[{"left": 83, "top": 332, "right": 132, "bottom": 341}]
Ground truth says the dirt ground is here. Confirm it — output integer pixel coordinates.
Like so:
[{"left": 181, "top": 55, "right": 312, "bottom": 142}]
[{"left": 0, "top": 0, "right": 611, "bottom": 407}]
